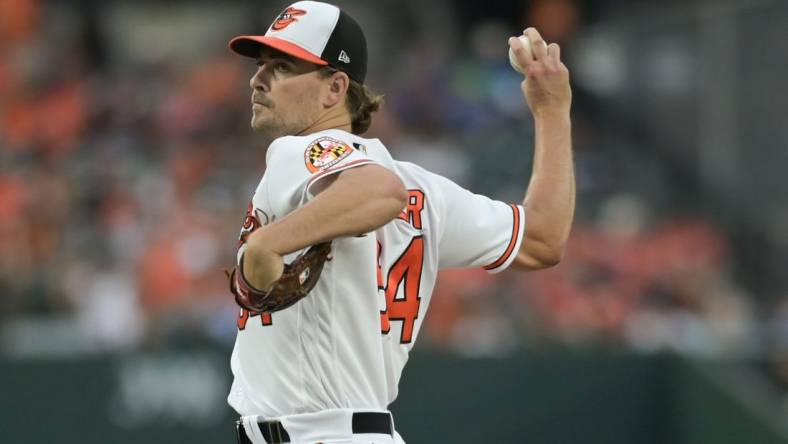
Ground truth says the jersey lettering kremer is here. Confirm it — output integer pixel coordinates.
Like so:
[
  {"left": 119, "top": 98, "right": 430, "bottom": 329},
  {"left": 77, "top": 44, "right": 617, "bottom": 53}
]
[{"left": 228, "top": 128, "right": 525, "bottom": 418}]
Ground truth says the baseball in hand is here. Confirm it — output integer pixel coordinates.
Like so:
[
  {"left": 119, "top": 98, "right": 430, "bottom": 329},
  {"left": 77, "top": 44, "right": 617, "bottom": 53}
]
[{"left": 508, "top": 35, "right": 535, "bottom": 74}]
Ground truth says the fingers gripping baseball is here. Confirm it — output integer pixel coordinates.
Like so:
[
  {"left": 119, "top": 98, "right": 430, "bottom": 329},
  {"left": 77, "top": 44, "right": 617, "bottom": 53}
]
[
  {"left": 508, "top": 27, "right": 571, "bottom": 117},
  {"left": 509, "top": 35, "right": 534, "bottom": 66},
  {"left": 528, "top": 29, "right": 548, "bottom": 61},
  {"left": 548, "top": 43, "right": 561, "bottom": 65}
]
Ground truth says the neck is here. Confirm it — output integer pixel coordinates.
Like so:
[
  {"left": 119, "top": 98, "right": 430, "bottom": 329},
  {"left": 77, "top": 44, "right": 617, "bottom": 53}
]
[{"left": 297, "top": 105, "right": 352, "bottom": 136}]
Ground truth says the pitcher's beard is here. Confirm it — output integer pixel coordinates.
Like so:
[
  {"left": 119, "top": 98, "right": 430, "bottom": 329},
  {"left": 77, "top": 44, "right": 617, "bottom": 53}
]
[
  {"left": 252, "top": 112, "right": 294, "bottom": 143},
  {"left": 251, "top": 112, "right": 287, "bottom": 142},
  {"left": 251, "top": 109, "right": 316, "bottom": 142}
]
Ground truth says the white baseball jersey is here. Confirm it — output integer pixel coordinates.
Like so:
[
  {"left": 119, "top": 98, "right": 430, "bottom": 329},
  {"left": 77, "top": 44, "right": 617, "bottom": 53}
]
[{"left": 228, "top": 128, "right": 525, "bottom": 418}]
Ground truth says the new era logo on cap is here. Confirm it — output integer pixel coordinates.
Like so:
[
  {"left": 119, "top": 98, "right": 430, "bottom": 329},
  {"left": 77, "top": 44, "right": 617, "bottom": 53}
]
[{"left": 229, "top": 1, "right": 368, "bottom": 83}]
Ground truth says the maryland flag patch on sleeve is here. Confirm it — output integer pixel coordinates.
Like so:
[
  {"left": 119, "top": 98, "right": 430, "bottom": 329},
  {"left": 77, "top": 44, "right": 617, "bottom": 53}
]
[{"left": 304, "top": 136, "right": 353, "bottom": 173}]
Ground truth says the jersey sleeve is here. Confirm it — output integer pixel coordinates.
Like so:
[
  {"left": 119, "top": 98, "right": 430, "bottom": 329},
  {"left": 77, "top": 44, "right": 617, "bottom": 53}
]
[
  {"left": 265, "top": 134, "right": 378, "bottom": 215},
  {"left": 436, "top": 176, "right": 525, "bottom": 273}
]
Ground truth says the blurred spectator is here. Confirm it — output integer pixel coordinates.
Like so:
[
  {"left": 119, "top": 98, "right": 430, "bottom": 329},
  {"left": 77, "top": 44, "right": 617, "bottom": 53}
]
[{"left": 423, "top": 194, "right": 757, "bottom": 357}]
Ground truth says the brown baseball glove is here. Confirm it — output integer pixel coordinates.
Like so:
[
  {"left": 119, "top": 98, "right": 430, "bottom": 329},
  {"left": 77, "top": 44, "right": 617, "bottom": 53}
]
[{"left": 227, "top": 242, "right": 332, "bottom": 313}]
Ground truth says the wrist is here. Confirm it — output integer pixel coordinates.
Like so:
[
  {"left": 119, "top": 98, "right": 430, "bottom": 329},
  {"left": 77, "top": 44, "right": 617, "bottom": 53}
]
[
  {"left": 242, "top": 243, "right": 284, "bottom": 290},
  {"left": 246, "top": 226, "right": 283, "bottom": 255},
  {"left": 532, "top": 106, "right": 570, "bottom": 122}
]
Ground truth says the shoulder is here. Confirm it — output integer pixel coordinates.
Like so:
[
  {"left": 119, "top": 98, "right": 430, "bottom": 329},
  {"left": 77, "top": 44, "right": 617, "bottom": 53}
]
[
  {"left": 264, "top": 135, "right": 300, "bottom": 165},
  {"left": 267, "top": 130, "right": 361, "bottom": 171}
]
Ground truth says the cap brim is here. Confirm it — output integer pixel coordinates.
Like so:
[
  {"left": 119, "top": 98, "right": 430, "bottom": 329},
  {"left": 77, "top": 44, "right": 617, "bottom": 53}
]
[{"left": 229, "top": 36, "right": 328, "bottom": 66}]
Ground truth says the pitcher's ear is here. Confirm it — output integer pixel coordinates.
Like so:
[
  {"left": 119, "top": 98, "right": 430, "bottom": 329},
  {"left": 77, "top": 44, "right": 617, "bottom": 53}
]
[{"left": 324, "top": 70, "right": 350, "bottom": 107}]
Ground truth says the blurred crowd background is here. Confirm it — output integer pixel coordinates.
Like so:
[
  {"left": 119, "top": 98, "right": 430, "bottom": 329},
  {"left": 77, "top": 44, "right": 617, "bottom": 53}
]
[{"left": 2, "top": 0, "right": 788, "bottom": 420}]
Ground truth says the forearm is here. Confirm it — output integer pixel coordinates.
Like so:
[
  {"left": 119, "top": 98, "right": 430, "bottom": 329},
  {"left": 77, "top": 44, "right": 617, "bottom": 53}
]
[
  {"left": 519, "top": 111, "right": 575, "bottom": 267},
  {"left": 505, "top": 28, "right": 575, "bottom": 270},
  {"left": 242, "top": 165, "right": 407, "bottom": 289},
  {"left": 250, "top": 188, "right": 403, "bottom": 254}
]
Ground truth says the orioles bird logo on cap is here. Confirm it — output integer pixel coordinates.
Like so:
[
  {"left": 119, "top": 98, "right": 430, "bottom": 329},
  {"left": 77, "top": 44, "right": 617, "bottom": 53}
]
[{"left": 271, "top": 7, "right": 307, "bottom": 31}]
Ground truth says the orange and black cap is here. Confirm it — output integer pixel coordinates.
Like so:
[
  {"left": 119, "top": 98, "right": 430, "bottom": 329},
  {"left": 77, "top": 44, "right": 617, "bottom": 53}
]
[{"left": 229, "top": 1, "right": 367, "bottom": 84}]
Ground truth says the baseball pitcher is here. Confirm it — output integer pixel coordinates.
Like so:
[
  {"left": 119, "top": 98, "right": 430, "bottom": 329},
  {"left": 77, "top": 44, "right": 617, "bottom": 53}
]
[{"left": 226, "top": 2, "right": 574, "bottom": 443}]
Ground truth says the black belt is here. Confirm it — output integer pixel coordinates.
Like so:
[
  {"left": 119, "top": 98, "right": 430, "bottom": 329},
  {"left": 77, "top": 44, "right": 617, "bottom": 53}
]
[{"left": 235, "top": 412, "right": 393, "bottom": 444}]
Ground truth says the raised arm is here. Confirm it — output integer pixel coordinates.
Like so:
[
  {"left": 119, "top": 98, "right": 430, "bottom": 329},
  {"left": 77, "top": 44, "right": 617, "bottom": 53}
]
[
  {"left": 242, "top": 164, "right": 408, "bottom": 289},
  {"left": 509, "top": 28, "right": 575, "bottom": 271}
]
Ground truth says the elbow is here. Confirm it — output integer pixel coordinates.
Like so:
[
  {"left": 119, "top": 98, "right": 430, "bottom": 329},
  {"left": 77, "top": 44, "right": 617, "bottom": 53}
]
[
  {"left": 531, "top": 243, "right": 566, "bottom": 269},
  {"left": 517, "top": 204, "right": 572, "bottom": 270},
  {"left": 515, "top": 235, "right": 567, "bottom": 270},
  {"left": 537, "top": 244, "right": 565, "bottom": 268},
  {"left": 382, "top": 174, "right": 409, "bottom": 220},
  {"left": 393, "top": 186, "right": 409, "bottom": 217}
]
